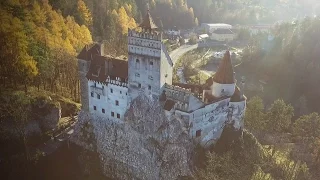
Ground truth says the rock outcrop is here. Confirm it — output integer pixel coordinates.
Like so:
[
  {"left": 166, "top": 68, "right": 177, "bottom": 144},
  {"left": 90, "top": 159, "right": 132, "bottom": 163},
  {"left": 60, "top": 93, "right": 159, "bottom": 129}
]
[{"left": 72, "top": 94, "right": 194, "bottom": 179}]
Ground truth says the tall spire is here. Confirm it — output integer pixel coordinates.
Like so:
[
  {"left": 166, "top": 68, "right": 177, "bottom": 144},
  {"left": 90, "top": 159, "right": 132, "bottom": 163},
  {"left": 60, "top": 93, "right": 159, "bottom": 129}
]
[
  {"left": 212, "top": 51, "right": 235, "bottom": 84},
  {"left": 138, "top": 9, "right": 158, "bottom": 30}
]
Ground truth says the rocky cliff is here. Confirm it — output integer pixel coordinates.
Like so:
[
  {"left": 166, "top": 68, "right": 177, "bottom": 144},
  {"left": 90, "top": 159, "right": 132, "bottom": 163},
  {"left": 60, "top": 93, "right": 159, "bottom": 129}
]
[{"left": 71, "top": 94, "right": 195, "bottom": 179}]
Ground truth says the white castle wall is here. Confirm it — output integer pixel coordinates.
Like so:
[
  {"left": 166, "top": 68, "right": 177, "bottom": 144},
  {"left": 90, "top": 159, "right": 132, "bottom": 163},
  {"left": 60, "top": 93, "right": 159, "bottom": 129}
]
[
  {"left": 128, "top": 30, "right": 172, "bottom": 102},
  {"left": 189, "top": 98, "right": 230, "bottom": 145},
  {"left": 128, "top": 54, "right": 161, "bottom": 99},
  {"left": 88, "top": 80, "right": 128, "bottom": 121},
  {"left": 78, "top": 59, "right": 90, "bottom": 111},
  {"left": 210, "top": 81, "right": 235, "bottom": 97},
  {"left": 160, "top": 46, "right": 173, "bottom": 88},
  {"left": 229, "top": 100, "right": 246, "bottom": 129},
  {"left": 188, "top": 95, "right": 204, "bottom": 112}
]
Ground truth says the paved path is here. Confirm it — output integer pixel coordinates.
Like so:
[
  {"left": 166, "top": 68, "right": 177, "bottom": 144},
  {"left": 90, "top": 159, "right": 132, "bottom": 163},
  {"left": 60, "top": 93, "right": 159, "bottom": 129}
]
[
  {"left": 31, "top": 117, "right": 77, "bottom": 156},
  {"left": 169, "top": 44, "right": 198, "bottom": 65},
  {"left": 169, "top": 44, "right": 198, "bottom": 83}
]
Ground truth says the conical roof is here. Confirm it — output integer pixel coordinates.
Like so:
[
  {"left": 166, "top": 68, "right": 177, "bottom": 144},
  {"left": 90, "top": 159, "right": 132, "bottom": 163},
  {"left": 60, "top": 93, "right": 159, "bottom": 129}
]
[
  {"left": 212, "top": 51, "right": 235, "bottom": 84},
  {"left": 139, "top": 10, "right": 158, "bottom": 30}
]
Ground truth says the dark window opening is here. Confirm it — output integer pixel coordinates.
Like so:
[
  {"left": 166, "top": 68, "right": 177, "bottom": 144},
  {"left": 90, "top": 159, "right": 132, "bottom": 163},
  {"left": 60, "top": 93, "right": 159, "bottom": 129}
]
[
  {"left": 97, "top": 94, "right": 100, "bottom": 99},
  {"left": 115, "top": 100, "right": 119, "bottom": 106},
  {"left": 117, "top": 113, "right": 120, "bottom": 119},
  {"left": 120, "top": 91, "right": 122, "bottom": 94},
  {"left": 136, "top": 59, "right": 140, "bottom": 63},
  {"left": 150, "top": 61, "right": 153, "bottom": 65},
  {"left": 93, "top": 106, "right": 97, "bottom": 111},
  {"left": 148, "top": 85, "right": 151, "bottom": 90},
  {"left": 196, "top": 130, "right": 201, "bottom": 137},
  {"left": 110, "top": 89, "right": 113, "bottom": 93},
  {"left": 91, "top": 92, "right": 94, "bottom": 97},
  {"left": 102, "top": 109, "right": 105, "bottom": 113},
  {"left": 138, "top": 83, "right": 141, "bottom": 88},
  {"left": 94, "top": 83, "right": 96, "bottom": 87},
  {"left": 111, "top": 112, "right": 114, "bottom": 117}
]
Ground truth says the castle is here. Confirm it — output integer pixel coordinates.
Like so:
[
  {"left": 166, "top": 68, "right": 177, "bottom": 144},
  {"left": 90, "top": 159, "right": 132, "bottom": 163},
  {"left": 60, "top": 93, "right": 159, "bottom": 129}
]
[{"left": 77, "top": 11, "right": 246, "bottom": 147}]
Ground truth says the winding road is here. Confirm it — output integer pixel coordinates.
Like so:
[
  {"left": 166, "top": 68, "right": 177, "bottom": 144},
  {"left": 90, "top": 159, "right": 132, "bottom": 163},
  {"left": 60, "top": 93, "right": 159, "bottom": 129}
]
[
  {"left": 169, "top": 44, "right": 199, "bottom": 83},
  {"left": 169, "top": 44, "right": 198, "bottom": 64}
]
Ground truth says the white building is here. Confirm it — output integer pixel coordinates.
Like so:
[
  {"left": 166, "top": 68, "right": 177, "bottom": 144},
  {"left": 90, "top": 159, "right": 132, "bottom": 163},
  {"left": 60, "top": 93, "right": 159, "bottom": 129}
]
[
  {"left": 201, "top": 23, "right": 232, "bottom": 33},
  {"left": 78, "top": 11, "right": 246, "bottom": 147},
  {"left": 210, "top": 29, "right": 236, "bottom": 42},
  {"left": 165, "top": 29, "right": 180, "bottom": 36},
  {"left": 247, "top": 24, "right": 273, "bottom": 35}
]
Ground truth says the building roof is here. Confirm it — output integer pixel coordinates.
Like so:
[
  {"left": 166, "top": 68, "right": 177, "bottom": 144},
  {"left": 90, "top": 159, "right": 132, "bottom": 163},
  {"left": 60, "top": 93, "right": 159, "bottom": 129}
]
[
  {"left": 86, "top": 55, "right": 128, "bottom": 83},
  {"left": 77, "top": 43, "right": 101, "bottom": 61},
  {"left": 199, "top": 34, "right": 209, "bottom": 39},
  {"left": 230, "top": 86, "right": 246, "bottom": 102},
  {"left": 164, "top": 99, "right": 175, "bottom": 111},
  {"left": 139, "top": 10, "right": 158, "bottom": 30},
  {"left": 207, "top": 51, "right": 235, "bottom": 84},
  {"left": 212, "top": 29, "right": 234, "bottom": 34},
  {"left": 202, "top": 23, "right": 232, "bottom": 28},
  {"left": 172, "top": 83, "right": 204, "bottom": 95}
]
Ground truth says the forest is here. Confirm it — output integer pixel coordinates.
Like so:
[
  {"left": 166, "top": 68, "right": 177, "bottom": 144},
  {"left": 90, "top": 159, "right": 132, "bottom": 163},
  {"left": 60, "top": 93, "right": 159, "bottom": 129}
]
[
  {"left": 1, "top": 0, "right": 318, "bottom": 101},
  {"left": 1, "top": 0, "right": 320, "bottom": 179}
]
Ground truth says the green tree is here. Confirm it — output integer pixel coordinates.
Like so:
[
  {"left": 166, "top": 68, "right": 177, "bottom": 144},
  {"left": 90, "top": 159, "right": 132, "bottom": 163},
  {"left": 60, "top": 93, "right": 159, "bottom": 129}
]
[
  {"left": 244, "top": 96, "right": 266, "bottom": 132},
  {"left": 265, "top": 99, "right": 294, "bottom": 133},
  {"left": 0, "top": 7, "right": 38, "bottom": 90},
  {"left": 293, "top": 113, "right": 320, "bottom": 139}
]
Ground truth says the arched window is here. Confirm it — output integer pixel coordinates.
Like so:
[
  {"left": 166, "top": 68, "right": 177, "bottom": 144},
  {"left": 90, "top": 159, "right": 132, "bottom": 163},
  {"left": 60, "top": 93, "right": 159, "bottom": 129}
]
[
  {"left": 135, "top": 59, "right": 140, "bottom": 69},
  {"left": 149, "top": 61, "right": 153, "bottom": 70}
]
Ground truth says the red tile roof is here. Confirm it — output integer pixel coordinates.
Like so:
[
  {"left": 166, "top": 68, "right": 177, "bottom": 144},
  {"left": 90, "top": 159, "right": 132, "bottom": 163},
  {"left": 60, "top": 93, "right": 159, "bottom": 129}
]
[
  {"left": 86, "top": 55, "right": 128, "bottom": 83},
  {"left": 209, "top": 51, "right": 235, "bottom": 84},
  {"left": 139, "top": 10, "right": 158, "bottom": 30},
  {"left": 77, "top": 43, "right": 101, "bottom": 61},
  {"left": 164, "top": 99, "right": 175, "bottom": 111},
  {"left": 230, "top": 86, "right": 246, "bottom": 102}
]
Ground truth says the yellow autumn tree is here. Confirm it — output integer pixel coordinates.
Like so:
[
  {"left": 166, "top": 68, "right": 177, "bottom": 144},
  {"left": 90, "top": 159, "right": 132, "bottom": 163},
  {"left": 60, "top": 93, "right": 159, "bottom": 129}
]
[
  {"left": 117, "top": 6, "right": 137, "bottom": 34},
  {"left": 77, "top": 0, "right": 93, "bottom": 26},
  {"left": 0, "top": 8, "right": 38, "bottom": 89}
]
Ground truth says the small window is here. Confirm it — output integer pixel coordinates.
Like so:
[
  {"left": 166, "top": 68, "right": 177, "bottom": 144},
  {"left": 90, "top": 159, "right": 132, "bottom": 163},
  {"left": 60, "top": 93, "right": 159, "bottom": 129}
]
[
  {"left": 102, "top": 109, "right": 105, "bottom": 113},
  {"left": 91, "top": 92, "right": 94, "bottom": 97},
  {"left": 93, "top": 106, "right": 97, "bottom": 111},
  {"left": 148, "top": 76, "right": 153, "bottom": 80},
  {"left": 102, "top": 86, "right": 104, "bottom": 89},
  {"left": 136, "top": 59, "right": 140, "bottom": 63},
  {"left": 117, "top": 113, "right": 120, "bottom": 119},
  {"left": 150, "top": 61, "right": 153, "bottom": 65},
  {"left": 135, "top": 73, "right": 140, "bottom": 77},
  {"left": 115, "top": 100, "right": 119, "bottom": 106},
  {"left": 94, "top": 83, "right": 96, "bottom": 87},
  {"left": 126, "top": 92, "right": 128, "bottom": 95},
  {"left": 138, "top": 83, "right": 141, "bottom": 88},
  {"left": 111, "top": 112, "right": 114, "bottom": 117},
  {"left": 120, "top": 91, "right": 122, "bottom": 94},
  {"left": 110, "top": 89, "right": 113, "bottom": 93},
  {"left": 97, "top": 94, "right": 100, "bottom": 99},
  {"left": 196, "top": 130, "right": 201, "bottom": 137},
  {"left": 148, "top": 85, "right": 151, "bottom": 90}
]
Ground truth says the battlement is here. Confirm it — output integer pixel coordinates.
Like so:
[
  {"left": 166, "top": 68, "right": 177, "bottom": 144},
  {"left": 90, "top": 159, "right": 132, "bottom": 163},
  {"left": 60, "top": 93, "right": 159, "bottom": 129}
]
[
  {"left": 128, "top": 29, "right": 162, "bottom": 41},
  {"left": 164, "top": 83, "right": 192, "bottom": 93}
]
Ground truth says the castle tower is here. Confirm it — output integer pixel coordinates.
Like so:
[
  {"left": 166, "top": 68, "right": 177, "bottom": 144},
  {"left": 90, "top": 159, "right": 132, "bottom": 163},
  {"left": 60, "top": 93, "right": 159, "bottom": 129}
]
[
  {"left": 127, "top": 10, "right": 173, "bottom": 102},
  {"left": 206, "top": 51, "right": 236, "bottom": 98},
  {"left": 77, "top": 44, "right": 101, "bottom": 111}
]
